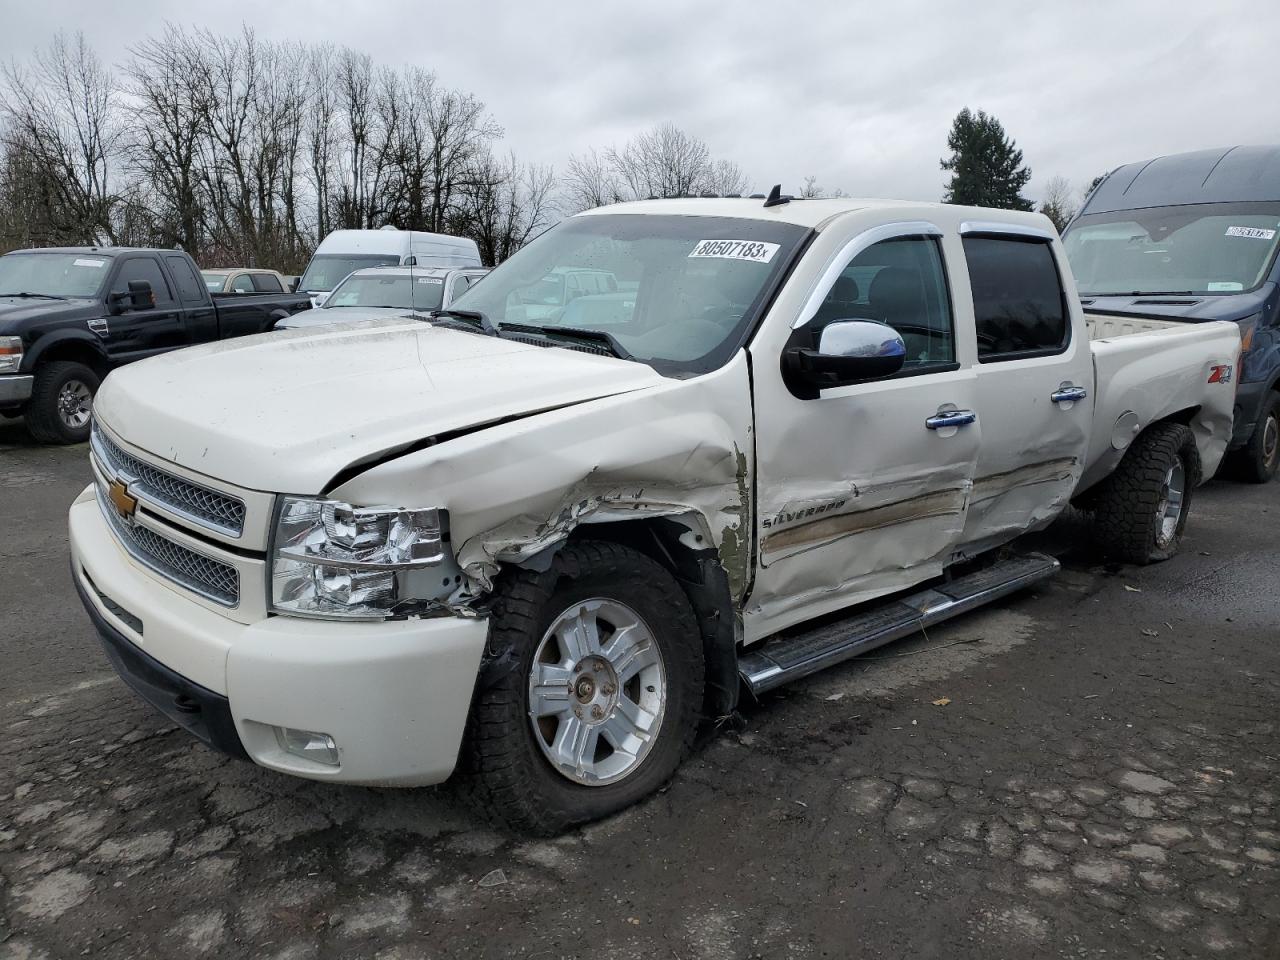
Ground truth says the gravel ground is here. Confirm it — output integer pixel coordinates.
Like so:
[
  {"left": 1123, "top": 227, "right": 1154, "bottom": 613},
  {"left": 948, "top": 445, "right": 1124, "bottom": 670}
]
[{"left": 1, "top": 420, "right": 1277, "bottom": 959}]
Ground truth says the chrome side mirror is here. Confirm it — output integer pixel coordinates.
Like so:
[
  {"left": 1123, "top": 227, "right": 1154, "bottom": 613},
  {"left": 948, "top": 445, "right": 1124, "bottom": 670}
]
[{"left": 784, "top": 319, "right": 906, "bottom": 399}]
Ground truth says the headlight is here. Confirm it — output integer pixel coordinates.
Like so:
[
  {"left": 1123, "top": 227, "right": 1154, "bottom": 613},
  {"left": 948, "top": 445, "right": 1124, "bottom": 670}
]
[
  {"left": 270, "top": 496, "right": 458, "bottom": 619},
  {"left": 0, "top": 336, "right": 22, "bottom": 374}
]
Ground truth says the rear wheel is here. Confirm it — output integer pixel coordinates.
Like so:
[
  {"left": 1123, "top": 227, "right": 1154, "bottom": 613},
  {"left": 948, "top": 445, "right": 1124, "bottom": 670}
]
[
  {"left": 25, "top": 361, "right": 100, "bottom": 444},
  {"left": 1235, "top": 394, "right": 1280, "bottom": 484},
  {"left": 1089, "top": 422, "right": 1200, "bottom": 564},
  {"left": 463, "top": 541, "right": 704, "bottom": 835}
]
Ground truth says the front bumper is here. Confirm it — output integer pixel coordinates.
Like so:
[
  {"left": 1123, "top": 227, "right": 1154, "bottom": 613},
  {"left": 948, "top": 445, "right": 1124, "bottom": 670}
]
[
  {"left": 1230, "top": 378, "right": 1272, "bottom": 448},
  {"left": 69, "top": 488, "right": 490, "bottom": 786},
  {"left": 0, "top": 374, "right": 33, "bottom": 406}
]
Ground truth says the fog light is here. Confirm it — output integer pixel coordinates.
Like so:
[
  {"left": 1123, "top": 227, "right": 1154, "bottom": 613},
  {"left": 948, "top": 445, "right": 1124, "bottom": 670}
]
[{"left": 273, "top": 726, "right": 340, "bottom": 766}]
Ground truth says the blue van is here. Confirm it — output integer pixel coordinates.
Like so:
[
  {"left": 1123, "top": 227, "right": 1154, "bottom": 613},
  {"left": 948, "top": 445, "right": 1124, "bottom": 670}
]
[{"left": 1062, "top": 146, "right": 1280, "bottom": 481}]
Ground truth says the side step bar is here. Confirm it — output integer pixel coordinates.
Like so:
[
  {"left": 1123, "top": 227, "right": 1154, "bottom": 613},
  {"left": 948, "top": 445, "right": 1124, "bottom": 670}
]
[{"left": 738, "top": 553, "right": 1060, "bottom": 696}]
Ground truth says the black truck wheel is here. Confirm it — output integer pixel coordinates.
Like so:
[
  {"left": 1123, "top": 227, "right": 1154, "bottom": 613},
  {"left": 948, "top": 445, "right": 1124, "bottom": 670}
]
[
  {"left": 1089, "top": 422, "right": 1200, "bottom": 564},
  {"left": 25, "top": 362, "right": 100, "bottom": 445},
  {"left": 1235, "top": 393, "right": 1280, "bottom": 484},
  {"left": 463, "top": 541, "right": 704, "bottom": 835}
]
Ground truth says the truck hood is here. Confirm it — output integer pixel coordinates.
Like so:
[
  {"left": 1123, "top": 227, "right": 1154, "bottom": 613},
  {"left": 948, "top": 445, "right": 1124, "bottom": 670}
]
[
  {"left": 94, "top": 318, "right": 666, "bottom": 493},
  {"left": 0, "top": 296, "right": 98, "bottom": 332},
  {"left": 1081, "top": 283, "right": 1274, "bottom": 323}
]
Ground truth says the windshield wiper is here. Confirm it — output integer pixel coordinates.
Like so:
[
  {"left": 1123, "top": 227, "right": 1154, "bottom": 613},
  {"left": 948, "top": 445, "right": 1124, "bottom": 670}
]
[
  {"left": 1081, "top": 290, "right": 1198, "bottom": 297},
  {"left": 497, "top": 321, "right": 634, "bottom": 361},
  {"left": 0, "top": 291, "right": 68, "bottom": 300},
  {"left": 431, "top": 308, "right": 498, "bottom": 336}
]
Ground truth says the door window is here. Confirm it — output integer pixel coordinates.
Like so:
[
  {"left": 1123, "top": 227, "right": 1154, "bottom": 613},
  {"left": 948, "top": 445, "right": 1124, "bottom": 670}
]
[
  {"left": 230, "top": 274, "right": 255, "bottom": 293},
  {"left": 112, "top": 258, "right": 174, "bottom": 306},
  {"left": 165, "top": 256, "right": 206, "bottom": 303},
  {"left": 963, "top": 236, "right": 1069, "bottom": 361},
  {"left": 251, "top": 273, "right": 283, "bottom": 293},
  {"left": 807, "top": 236, "right": 955, "bottom": 371},
  {"left": 449, "top": 274, "right": 472, "bottom": 301}
]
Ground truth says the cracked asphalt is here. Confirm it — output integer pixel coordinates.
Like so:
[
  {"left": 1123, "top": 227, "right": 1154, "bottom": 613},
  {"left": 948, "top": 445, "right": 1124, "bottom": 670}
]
[{"left": 1, "top": 417, "right": 1278, "bottom": 959}]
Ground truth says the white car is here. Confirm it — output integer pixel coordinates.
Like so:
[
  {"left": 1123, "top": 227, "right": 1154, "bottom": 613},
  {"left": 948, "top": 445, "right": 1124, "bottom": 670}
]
[
  {"left": 274, "top": 266, "right": 488, "bottom": 330},
  {"left": 71, "top": 196, "right": 1238, "bottom": 834}
]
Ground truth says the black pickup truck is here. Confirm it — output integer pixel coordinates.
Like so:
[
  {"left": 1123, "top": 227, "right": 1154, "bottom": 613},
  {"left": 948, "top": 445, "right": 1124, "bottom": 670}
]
[{"left": 0, "top": 247, "right": 310, "bottom": 443}]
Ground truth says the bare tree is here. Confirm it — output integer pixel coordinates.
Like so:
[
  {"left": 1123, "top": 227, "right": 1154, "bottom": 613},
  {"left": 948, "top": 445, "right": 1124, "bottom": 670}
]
[
  {"left": 1038, "top": 175, "right": 1076, "bottom": 233},
  {"left": 704, "top": 158, "right": 751, "bottom": 197},
  {"left": 561, "top": 148, "right": 626, "bottom": 213},
  {"left": 798, "top": 175, "right": 848, "bottom": 199},
  {"left": 0, "top": 32, "right": 121, "bottom": 244},
  {"left": 460, "top": 150, "right": 556, "bottom": 264},
  {"left": 126, "top": 25, "right": 214, "bottom": 255}
]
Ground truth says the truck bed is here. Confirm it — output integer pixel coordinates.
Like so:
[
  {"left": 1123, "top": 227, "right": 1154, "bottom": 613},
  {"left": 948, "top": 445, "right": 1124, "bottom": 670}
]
[{"left": 1078, "top": 312, "right": 1240, "bottom": 493}]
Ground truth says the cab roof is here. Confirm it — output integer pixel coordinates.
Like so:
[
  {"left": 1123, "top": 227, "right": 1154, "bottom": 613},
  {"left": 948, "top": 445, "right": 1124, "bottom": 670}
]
[{"left": 576, "top": 196, "right": 1049, "bottom": 232}]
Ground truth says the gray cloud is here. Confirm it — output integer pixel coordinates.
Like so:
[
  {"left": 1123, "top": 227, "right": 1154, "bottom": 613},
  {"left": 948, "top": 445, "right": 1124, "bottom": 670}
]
[{"left": 2, "top": 0, "right": 1275, "bottom": 204}]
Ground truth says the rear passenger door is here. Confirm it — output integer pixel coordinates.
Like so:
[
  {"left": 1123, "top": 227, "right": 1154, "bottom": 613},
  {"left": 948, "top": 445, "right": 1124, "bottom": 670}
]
[
  {"left": 955, "top": 223, "right": 1094, "bottom": 552},
  {"left": 103, "top": 256, "right": 186, "bottom": 363},
  {"left": 163, "top": 254, "right": 217, "bottom": 344}
]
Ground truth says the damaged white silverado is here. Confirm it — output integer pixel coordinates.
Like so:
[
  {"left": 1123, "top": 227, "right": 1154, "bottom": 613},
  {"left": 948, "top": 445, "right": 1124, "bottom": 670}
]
[{"left": 69, "top": 197, "right": 1240, "bottom": 833}]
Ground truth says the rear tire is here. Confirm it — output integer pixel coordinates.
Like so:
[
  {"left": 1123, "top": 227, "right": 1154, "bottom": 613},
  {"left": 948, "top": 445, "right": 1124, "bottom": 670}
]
[
  {"left": 25, "top": 361, "right": 100, "bottom": 445},
  {"left": 1234, "top": 393, "right": 1280, "bottom": 484},
  {"left": 1089, "top": 422, "right": 1200, "bottom": 564},
  {"left": 462, "top": 541, "right": 704, "bottom": 835}
]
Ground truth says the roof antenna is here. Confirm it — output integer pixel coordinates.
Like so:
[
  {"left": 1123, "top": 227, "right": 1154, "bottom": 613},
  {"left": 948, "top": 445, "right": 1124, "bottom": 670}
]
[{"left": 762, "top": 184, "right": 791, "bottom": 208}]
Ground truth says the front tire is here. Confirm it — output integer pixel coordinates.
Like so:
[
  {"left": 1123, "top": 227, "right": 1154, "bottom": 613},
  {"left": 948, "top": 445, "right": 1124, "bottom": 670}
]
[
  {"left": 463, "top": 541, "right": 704, "bottom": 835},
  {"left": 25, "top": 361, "right": 100, "bottom": 444},
  {"left": 1235, "top": 393, "right": 1280, "bottom": 484},
  {"left": 1089, "top": 422, "right": 1200, "bottom": 564}
]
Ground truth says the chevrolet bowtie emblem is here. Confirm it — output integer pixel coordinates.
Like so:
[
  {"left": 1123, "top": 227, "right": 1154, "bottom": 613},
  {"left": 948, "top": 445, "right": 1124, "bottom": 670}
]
[{"left": 108, "top": 478, "right": 138, "bottom": 520}]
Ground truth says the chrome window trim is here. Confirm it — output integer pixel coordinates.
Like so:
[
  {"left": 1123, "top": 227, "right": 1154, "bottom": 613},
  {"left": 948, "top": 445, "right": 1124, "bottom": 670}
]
[
  {"left": 791, "top": 221, "right": 945, "bottom": 329},
  {"left": 959, "top": 220, "right": 1058, "bottom": 242}
]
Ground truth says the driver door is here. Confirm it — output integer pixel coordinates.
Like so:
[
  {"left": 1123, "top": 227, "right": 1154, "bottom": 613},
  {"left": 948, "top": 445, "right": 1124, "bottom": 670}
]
[{"left": 746, "top": 223, "right": 981, "bottom": 640}]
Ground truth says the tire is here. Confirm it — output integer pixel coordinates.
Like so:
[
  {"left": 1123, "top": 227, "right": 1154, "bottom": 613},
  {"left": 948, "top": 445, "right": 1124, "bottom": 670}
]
[
  {"left": 1089, "top": 422, "right": 1200, "bottom": 564},
  {"left": 462, "top": 540, "right": 704, "bottom": 835},
  {"left": 1235, "top": 393, "right": 1280, "bottom": 484},
  {"left": 24, "top": 361, "right": 100, "bottom": 445}
]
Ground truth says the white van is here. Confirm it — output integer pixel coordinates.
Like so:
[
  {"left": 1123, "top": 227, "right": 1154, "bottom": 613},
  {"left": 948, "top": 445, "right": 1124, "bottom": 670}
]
[{"left": 297, "top": 228, "right": 482, "bottom": 306}]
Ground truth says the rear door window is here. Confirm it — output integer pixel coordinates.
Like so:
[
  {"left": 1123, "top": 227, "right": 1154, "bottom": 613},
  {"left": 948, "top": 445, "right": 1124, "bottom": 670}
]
[
  {"left": 962, "top": 236, "right": 1069, "bottom": 361},
  {"left": 251, "top": 273, "right": 283, "bottom": 293},
  {"left": 165, "top": 255, "right": 207, "bottom": 303}
]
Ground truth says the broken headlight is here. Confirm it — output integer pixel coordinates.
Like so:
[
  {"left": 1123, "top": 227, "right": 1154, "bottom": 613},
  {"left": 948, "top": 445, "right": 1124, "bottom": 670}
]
[{"left": 270, "top": 496, "right": 456, "bottom": 619}]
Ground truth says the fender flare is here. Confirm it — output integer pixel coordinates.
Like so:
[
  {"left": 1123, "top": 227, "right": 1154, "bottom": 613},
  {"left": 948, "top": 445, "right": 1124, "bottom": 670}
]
[{"left": 23, "top": 329, "right": 110, "bottom": 374}]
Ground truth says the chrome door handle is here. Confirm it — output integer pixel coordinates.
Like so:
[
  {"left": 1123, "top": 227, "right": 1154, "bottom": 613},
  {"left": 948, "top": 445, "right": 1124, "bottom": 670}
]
[
  {"left": 1051, "top": 385, "right": 1088, "bottom": 404},
  {"left": 925, "top": 410, "right": 977, "bottom": 430}
]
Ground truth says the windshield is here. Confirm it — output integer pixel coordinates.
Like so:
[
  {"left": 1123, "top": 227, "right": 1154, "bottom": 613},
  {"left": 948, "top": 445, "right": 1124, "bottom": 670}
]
[
  {"left": 298, "top": 254, "right": 400, "bottom": 293},
  {"left": 0, "top": 252, "right": 111, "bottom": 298},
  {"left": 1064, "top": 201, "right": 1280, "bottom": 296},
  {"left": 201, "top": 272, "right": 228, "bottom": 292},
  {"left": 450, "top": 213, "right": 809, "bottom": 374},
  {"left": 324, "top": 273, "right": 444, "bottom": 312}
]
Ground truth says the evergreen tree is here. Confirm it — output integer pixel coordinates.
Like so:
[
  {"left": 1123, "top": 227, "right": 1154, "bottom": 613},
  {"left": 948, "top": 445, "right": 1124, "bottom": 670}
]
[{"left": 940, "top": 108, "right": 1033, "bottom": 210}]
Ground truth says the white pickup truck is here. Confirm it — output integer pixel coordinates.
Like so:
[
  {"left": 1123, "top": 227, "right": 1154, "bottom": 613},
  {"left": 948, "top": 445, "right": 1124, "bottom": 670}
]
[{"left": 69, "top": 197, "right": 1239, "bottom": 833}]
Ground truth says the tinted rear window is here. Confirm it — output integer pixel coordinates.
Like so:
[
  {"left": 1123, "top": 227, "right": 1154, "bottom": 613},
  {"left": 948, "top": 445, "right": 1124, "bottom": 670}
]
[{"left": 963, "top": 237, "right": 1069, "bottom": 361}]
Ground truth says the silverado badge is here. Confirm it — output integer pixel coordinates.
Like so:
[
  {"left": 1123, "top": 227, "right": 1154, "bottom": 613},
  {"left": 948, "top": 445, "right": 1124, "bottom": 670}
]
[{"left": 107, "top": 478, "right": 138, "bottom": 520}]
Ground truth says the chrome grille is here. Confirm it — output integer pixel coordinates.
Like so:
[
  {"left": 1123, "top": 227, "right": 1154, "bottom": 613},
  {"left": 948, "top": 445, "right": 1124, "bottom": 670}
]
[
  {"left": 92, "top": 424, "right": 246, "bottom": 537},
  {"left": 97, "top": 486, "right": 240, "bottom": 607}
]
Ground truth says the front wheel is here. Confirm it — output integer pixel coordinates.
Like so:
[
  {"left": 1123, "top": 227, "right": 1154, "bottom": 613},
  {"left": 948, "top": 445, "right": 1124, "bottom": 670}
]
[
  {"left": 463, "top": 541, "right": 704, "bottom": 835},
  {"left": 1089, "top": 422, "right": 1200, "bottom": 564},
  {"left": 25, "top": 361, "right": 100, "bottom": 444},
  {"left": 1235, "top": 394, "right": 1280, "bottom": 484}
]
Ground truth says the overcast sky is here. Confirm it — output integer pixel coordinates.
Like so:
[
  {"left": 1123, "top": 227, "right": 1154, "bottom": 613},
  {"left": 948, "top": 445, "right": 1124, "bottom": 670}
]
[{"left": 3, "top": 0, "right": 1277, "bottom": 206}]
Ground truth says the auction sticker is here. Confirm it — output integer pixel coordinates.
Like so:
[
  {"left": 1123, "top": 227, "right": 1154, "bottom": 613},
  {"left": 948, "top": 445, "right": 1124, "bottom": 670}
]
[
  {"left": 689, "top": 239, "right": 780, "bottom": 263},
  {"left": 74, "top": 258, "right": 106, "bottom": 268},
  {"left": 1225, "top": 226, "right": 1276, "bottom": 240},
  {"left": 416, "top": 277, "right": 443, "bottom": 283}
]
